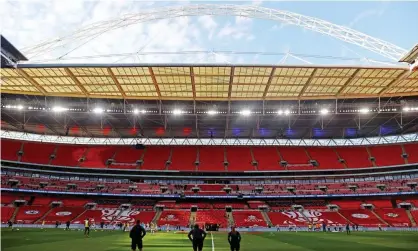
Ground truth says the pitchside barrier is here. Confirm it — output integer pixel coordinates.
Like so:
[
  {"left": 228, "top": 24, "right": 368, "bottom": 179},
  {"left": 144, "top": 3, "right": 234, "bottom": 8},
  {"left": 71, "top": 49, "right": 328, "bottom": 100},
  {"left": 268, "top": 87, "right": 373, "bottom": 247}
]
[{"left": 2, "top": 224, "right": 418, "bottom": 232}]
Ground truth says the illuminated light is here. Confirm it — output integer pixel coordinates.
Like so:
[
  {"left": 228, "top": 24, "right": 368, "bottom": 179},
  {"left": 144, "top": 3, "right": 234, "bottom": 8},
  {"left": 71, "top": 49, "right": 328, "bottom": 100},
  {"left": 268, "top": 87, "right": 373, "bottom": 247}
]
[
  {"left": 320, "top": 109, "right": 329, "bottom": 115},
  {"left": 52, "top": 106, "right": 68, "bottom": 112},
  {"left": 140, "top": 109, "right": 147, "bottom": 114},
  {"left": 16, "top": 105, "right": 23, "bottom": 110},
  {"left": 240, "top": 110, "right": 251, "bottom": 116},
  {"left": 5, "top": 105, "right": 12, "bottom": 109},
  {"left": 359, "top": 108, "right": 369, "bottom": 114},
  {"left": 207, "top": 110, "right": 218, "bottom": 115},
  {"left": 133, "top": 109, "right": 139, "bottom": 114},
  {"left": 284, "top": 110, "right": 290, "bottom": 115},
  {"left": 172, "top": 109, "right": 183, "bottom": 115},
  {"left": 93, "top": 107, "right": 104, "bottom": 114},
  {"left": 277, "top": 110, "right": 283, "bottom": 115},
  {"left": 403, "top": 107, "right": 411, "bottom": 112}
]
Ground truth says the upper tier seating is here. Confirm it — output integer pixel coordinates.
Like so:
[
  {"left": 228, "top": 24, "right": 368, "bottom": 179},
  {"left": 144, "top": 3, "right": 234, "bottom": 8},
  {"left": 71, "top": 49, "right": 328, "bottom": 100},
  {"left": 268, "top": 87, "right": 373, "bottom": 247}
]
[
  {"left": 110, "top": 146, "right": 143, "bottom": 169},
  {"left": 404, "top": 143, "right": 418, "bottom": 164},
  {"left": 141, "top": 147, "right": 171, "bottom": 170},
  {"left": 335, "top": 147, "right": 371, "bottom": 168},
  {"left": 158, "top": 210, "right": 190, "bottom": 226},
  {"left": 339, "top": 209, "right": 383, "bottom": 227},
  {"left": 1, "top": 206, "right": 15, "bottom": 223},
  {"left": 330, "top": 201, "right": 363, "bottom": 209},
  {"left": 366, "top": 200, "right": 393, "bottom": 209},
  {"left": 2, "top": 139, "right": 418, "bottom": 171},
  {"left": 196, "top": 210, "right": 228, "bottom": 227},
  {"left": 368, "top": 145, "right": 404, "bottom": 167},
  {"left": 374, "top": 208, "right": 411, "bottom": 227},
  {"left": 1, "top": 139, "right": 21, "bottom": 161},
  {"left": 233, "top": 210, "right": 267, "bottom": 227},
  {"left": 306, "top": 147, "right": 344, "bottom": 169},
  {"left": 225, "top": 147, "right": 254, "bottom": 171},
  {"left": 21, "top": 142, "right": 56, "bottom": 165},
  {"left": 252, "top": 147, "right": 280, "bottom": 170},
  {"left": 169, "top": 147, "right": 197, "bottom": 171},
  {"left": 410, "top": 210, "right": 418, "bottom": 224},
  {"left": 198, "top": 147, "right": 225, "bottom": 171}
]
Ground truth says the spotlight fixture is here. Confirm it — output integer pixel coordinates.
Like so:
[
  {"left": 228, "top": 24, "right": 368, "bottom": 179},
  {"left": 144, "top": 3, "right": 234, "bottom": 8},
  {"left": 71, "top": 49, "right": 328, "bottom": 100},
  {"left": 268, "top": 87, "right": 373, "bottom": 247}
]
[
  {"left": 277, "top": 110, "right": 283, "bottom": 115},
  {"left": 240, "top": 110, "right": 251, "bottom": 116},
  {"left": 284, "top": 110, "right": 290, "bottom": 115},
  {"left": 359, "top": 108, "right": 369, "bottom": 114},
  {"left": 93, "top": 107, "right": 104, "bottom": 114},
  {"left": 172, "top": 109, "right": 183, "bottom": 115},
  {"left": 207, "top": 110, "right": 218, "bottom": 115},
  {"left": 320, "top": 109, "right": 329, "bottom": 115},
  {"left": 133, "top": 109, "right": 139, "bottom": 115},
  {"left": 52, "top": 106, "right": 68, "bottom": 112}
]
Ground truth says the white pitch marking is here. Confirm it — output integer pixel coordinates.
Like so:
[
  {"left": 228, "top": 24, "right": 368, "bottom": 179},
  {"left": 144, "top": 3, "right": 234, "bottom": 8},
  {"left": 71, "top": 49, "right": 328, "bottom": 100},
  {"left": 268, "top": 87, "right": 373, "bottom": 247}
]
[{"left": 211, "top": 231, "right": 215, "bottom": 251}]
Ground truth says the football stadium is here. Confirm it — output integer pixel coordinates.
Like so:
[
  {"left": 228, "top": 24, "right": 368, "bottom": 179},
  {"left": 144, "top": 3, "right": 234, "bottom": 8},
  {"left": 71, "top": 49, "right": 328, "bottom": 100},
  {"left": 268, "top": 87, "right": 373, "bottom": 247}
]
[{"left": 1, "top": 2, "right": 418, "bottom": 251}]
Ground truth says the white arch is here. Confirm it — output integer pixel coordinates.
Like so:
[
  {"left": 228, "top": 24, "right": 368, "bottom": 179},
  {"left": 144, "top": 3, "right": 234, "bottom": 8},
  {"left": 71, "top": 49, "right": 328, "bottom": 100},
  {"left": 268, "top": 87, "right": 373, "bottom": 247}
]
[{"left": 23, "top": 4, "right": 406, "bottom": 62}]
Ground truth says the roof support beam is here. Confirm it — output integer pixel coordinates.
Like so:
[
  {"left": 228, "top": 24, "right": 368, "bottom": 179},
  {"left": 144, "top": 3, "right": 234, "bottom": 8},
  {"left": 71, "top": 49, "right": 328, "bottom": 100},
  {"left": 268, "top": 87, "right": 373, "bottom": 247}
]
[
  {"left": 228, "top": 66, "right": 235, "bottom": 100},
  {"left": 107, "top": 68, "right": 126, "bottom": 98},
  {"left": 148, "top": 67, "right": 161, "bottom": 99},
  {"left": 262, "top": 67, "right": 276, "bottom": 99},
  {"left": 16, "top": 69, "right": 47, "bottom": 95},
  {"left": 190, "top": 67, "right": 196, "bottom": 100},
  {"left": 64, "top": 68, "right": 89, "bottom": 97},
  {"left": 298, "top": 69, "right": 317, "bottom": 99},
  {"left": 336, "top": 69, "right": 361, "bottom": 96},
  {"left": 378, "top": 70, "right": 411, "bottom": 96}
]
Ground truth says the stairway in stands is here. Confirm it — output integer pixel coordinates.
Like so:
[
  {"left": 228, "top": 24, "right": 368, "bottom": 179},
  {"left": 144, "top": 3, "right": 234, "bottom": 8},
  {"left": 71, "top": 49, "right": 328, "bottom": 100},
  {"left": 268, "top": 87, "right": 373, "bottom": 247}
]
[
  {"left": 226, "top": 212, "right": 234, "bottom": 227},
  {"left": 189, "top": 211, "right": 197, "bottom": 226},
  {"left": 406, "top": 210, "right": 417, "bottom": 227},
  {"left": 152, "top": 210, "right": 162, "bottom": 225},
  {"left": 337, "top": 211, "right": 353, "bottom": 224},
  {"left": 71, "top": 208, "right": 88, "bottom": 223},
  {"left": 10, "top": 207, "right": 20, "bottom": 222},
  {"left": 371, "top": 210, "right": 390, "bottom": 226},
  {"left": 35, "top": 207, "right": 55, "bottom": 224},
  {"left": 260, "top": 211, "right": 273, "bottom": 227}
]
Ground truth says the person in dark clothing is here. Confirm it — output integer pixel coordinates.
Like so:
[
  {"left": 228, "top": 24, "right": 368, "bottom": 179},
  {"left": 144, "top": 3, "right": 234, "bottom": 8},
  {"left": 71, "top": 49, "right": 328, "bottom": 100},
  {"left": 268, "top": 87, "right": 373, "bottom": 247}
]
[
  {"left": 228, "top": 227, "right": 241, "bottom": 251},
  {"left": 188, "top": 224, "right": 207, "bottom": 251},
  {"left": 345, "top": 224, "right": 351, "bottom": 235},
  {"left": 100, "top": 221, "right": 105, "bottom": 229},
  {"left": 55, "top": 221, "right": 59, "bottom": 228},
  {"left": 65, "top": 221, "right": 70, "bottom": 230},
  {"left": 130, "top": 220, "right": 146, "bottom": 251}
]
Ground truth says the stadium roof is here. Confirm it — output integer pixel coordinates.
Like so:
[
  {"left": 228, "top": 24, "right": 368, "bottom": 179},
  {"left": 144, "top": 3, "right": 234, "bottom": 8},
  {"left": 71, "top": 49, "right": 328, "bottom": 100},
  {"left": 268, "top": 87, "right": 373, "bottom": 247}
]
[{"left": 1, "top": 64, "right": 417, "bottom": 101}]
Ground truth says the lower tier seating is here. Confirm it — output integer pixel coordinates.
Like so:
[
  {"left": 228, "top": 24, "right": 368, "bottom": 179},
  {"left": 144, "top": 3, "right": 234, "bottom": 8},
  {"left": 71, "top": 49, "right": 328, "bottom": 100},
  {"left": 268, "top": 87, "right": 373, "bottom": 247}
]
[
  {"left": 232, "top": 211, "right": 267, "bottom": 227},
  {"left": 158, "top": 210, "right": 190, "bottom": 227},
  {"left": 338, "top": 209, "right": 383, "bottom": 227},
  {"left": 1, "top": 206, "right": 15, "bottom": 223},
  {"left": 15, "top": 206, "right": 50, "bottom": 224},
  {"left": 196, "top": 210, "right": 228, "bottom": 227},
  {"left": 43, "top": 207, "right": 86, "bottom": 224},
  {"left": 374, "top": 208, "right": 411, "bottom": 227}
]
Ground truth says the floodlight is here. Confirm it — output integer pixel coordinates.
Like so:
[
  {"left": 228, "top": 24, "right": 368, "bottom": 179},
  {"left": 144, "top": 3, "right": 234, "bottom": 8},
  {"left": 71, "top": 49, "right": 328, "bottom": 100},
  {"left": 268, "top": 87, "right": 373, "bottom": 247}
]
[
  {"left": 52, "top": 106, "right": 68, "bottom": 112},
  {"left": 240, "top": 110, "right": 251, "bottom": 116},
  {"left": 93, "top": 107, "right": 104, "bottom": 114},
  {"left": 277, "top": 110, "right": 283, "bottom": 115},
  {"left": 403, "top": 107, "right": 411, "bottom": 112},
  {"left": 207, "top": 110, "right": 217, "bottom": 115},
  {"left": 172, "top": 109, "right": 183, "bottom": 115},
  {"left": 284, "top": 110, "right": 290, "bottom": 115},
  {"left": 17, "top": 105, "right": 24, "bottom": 110},
  {"left": 359, "top": 108, "right": 369, "bottom": 114},
  {"left": 320, "top": 109, "right": 329, "bottom": 115},
  {"left": 133, "top": 109, "right": 139, "bottom": 115}
]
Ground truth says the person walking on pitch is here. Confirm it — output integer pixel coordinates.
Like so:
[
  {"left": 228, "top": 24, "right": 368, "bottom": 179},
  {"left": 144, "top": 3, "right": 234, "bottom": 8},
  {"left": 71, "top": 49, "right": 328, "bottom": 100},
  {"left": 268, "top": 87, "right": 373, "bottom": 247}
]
[
  {"left": 188, "top": 224, "right": 207, "bottom": 251},
  {"left": 228, "top": 227, "right": 242, "bottom": 251}
]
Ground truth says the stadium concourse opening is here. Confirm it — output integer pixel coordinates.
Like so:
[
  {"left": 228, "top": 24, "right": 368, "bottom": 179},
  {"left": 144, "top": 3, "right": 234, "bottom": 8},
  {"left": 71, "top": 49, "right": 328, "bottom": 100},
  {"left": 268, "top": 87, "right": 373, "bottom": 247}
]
[{"left": 1, "top": 2, "right": 418, "bottom": 251}]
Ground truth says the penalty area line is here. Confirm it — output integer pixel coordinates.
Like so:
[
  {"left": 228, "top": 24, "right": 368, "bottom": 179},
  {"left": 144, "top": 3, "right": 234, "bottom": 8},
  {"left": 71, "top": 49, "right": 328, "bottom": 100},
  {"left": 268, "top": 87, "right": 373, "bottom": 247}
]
[{"left": 211, "top": 231, "right": 215, "bottom": 251}]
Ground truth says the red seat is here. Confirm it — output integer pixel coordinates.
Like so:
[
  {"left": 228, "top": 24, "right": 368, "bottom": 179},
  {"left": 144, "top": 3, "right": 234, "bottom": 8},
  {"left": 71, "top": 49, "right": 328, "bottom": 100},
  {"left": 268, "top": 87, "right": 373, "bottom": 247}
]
[
  {"left": 374, "top": 208, "right": 411, "bottom": 227},
  {"left": 110, "top": 146, "right": 144, "bottom": 169},
  {"left": 339, "top": 209, "right": 383, "bottom": 227},
  {"left": 21, "top": 142, "right": 56, "bottom": 164},
  {"left": 1, "top": 139, "right": 21, "bottom": 161},
  {"left": 170, "top": 147, "right": 197, "bottom": 171},
  {"left": 141, "top": 147, "right": 171, "bottom": 170},
  {"left": 158, "top": 210, "right": 190, "bottom": 226},
  {"left": 196, "top": 210, "right": 228, "bottom": 227},
  {"left": 307, "top": 147, "right": 344, "bottom": 169},
  {"left": 15, "top": 206, "right": 50, "bottom": 224},
  {"left": 404, "top": 143, "right": 418, "bottom": 164},
  {"left": 1, "top": 207, "right": 15, "bottom": 223},
  {"left": 233, "top": 211, "right": 267, "bottom": 227},
  {"left": 278, "top": 147, "right": 311, "bottom": 170},
  {"left": 369, "top": 145, "right": 404, "bottom": 166},
  {"left": 335, "top": 147, "right": 371, "bottom": 168},
  {"left": 252, "top": 147, "right": 280, "bottom": 171},
  {"left": 198, "top": 147, "right": 225, "bottom": 171},
  {"left": 51, "top": 145, "right": 87, "bottom": 167},
  {"left": 43, "top": 207, "right": 85, "bottom": 224},
  {"left": 225, "top": 147, "right": 254, "bottom": 171},
  {"left": 80, "top": 146, "right": 116, "bottom": 168}
]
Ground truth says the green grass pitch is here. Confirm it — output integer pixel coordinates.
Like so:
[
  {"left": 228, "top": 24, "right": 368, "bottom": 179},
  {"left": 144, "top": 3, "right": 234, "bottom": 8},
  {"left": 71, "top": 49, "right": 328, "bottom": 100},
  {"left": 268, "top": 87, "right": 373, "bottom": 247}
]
[{"left": 1, "top": 229, "right": 418, "bottom": 251}]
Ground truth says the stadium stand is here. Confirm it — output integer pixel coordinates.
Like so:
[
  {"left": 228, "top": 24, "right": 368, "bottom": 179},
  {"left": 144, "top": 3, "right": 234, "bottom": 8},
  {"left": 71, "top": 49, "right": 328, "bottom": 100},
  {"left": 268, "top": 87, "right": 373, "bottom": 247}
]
[
  {"left": 404, "top": 143, "right": 418, "bottom": 163},
  {"left": 42, "top": 207, "right": 86, "bottom": 224},
  {"left": 252, "top": 147, "right": 280, "bottom": 170},
  {"left": 368, "top": 145, "right": 404, "bottom": 166},
  {"left": 198, "top": 147, "right": 225, "bottom": 171},
  {"left": 21, "top": 142, "right": 56, "bottom": 165},
  {"left": 110, "top": 146, "right": 143, "bottom": 169},
  {"left": 278, "top": 147, "right": 311, "bottom": 170},
  {"left": 50, "top": 145, "right": 87, "bottom": 167},
  {"left": 225, "top": 147, "right": 254, "bottom": 171},
  {"left": 158, "top": 210, "right": 190, "bottom": 226},
  {"left": 1, "top": 139, "right": 21, "bottom": 161},
  {"left": 335, "top": 147, "right": 372, "bottom": 168},
  {"left": 232, "top": 211, "right": 267, "bottom": 227},
  {"left": 339, "top": 209, "right": 384, "bottom": 227},
  {"left": 306, "top": 147, "right": 344, "bottom": 169},
  {"left": 15, "top": 205, "right": 50, "bottom": 224},
  {"left": 79, "top": 146, "right": 115, "bottom": 168},
  {"left": 141, "top": 147, "right": 171, "bottom": 170},
  {"left": 196, "top": 210, "right": 228, "bottom": 227},
  {"left": 169, "top": 147, "right": 197, "bottom": 171},
  {"left": 374, "top": 208, "right": 412, "bottom": 227},
  {"left": 1, "top": 206, "right": 15, "bottom": 223}
]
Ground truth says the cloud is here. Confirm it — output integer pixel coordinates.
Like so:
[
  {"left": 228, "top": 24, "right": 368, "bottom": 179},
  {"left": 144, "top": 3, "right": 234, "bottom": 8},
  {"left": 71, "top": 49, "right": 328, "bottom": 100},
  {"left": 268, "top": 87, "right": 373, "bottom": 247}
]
[
  {"left": 251, "top": 0, "right": 263, "bottom": 6},
  {"left": 198, "top": 15, "right": 218, "bottom": 40}
]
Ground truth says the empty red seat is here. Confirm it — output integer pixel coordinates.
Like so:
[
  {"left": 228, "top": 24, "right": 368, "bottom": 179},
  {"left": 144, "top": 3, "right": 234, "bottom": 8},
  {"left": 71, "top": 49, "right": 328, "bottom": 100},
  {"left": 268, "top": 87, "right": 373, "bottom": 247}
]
[
  {"left": 1, "top": 207, "right": 15, "bottom": 223},
  {"left": 233, "top": 211, "right": 267, "bottom": 227},
  {"left": 307, "top": 147, "right": 343, "bottom": 169},
  {"left": 170, "top": 147, "right": 197, "bottom": 171},
  {"left": 1, "top": 139, "right": 21, "bottom": 161},
  {"left": 369, "top": 145, "right": 404, "bottom": 166},
  {"left": 198, "top": 147, "right": 225, "bottom": 171},
  {"left": 196, "top": 210, "right": 228, "bottom": 227},
  {"left": 15, "top": 205, "right": 50, "bottom": 224},
  {"left": 278, "top": 147, "right": 311, "bottom": 170},
  {"left": 51, "top": 145, "right": 87, "bottom": 167},
  {"left": 141, "top": 147, "right": 171, "bottom": 170},
  {"left": 335, "top": 147, "right": 371, "bottom": 168},
  {"left": 110, "top": 146, "right": 144, "bottom": 169},
  {"left": 404, "top": 143, "right": 418, "bottom": 164},
  {"left": 80, "top": 146, "right": 116, "bottom": 168},
  {"left": 21, "top": 142, "right": 56, "bottom": 164},
  {"left": 158, "top": 210, "right": 190, "bottom": 226},
  {"left": 43, "top": 207, "right": 85, "bottom": 224},
  {"left": 374, "top": 208, "right": 411, "bottom": 227},
  {"left": 225, "top": 147, "right": 254, "bottom": 171},
  {"left": 252, "top": 147, "right": 280, "bottom": 170},
  {"left": 339, "top": 209, "right": 383, "bottom": 227}
]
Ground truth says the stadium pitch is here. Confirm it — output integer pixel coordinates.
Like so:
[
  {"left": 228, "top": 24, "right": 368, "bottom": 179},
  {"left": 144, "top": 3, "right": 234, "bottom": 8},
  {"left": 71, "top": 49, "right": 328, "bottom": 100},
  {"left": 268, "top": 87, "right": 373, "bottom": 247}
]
[{"left": 1, "top": 229, "right": 418, "bottom": 251}]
